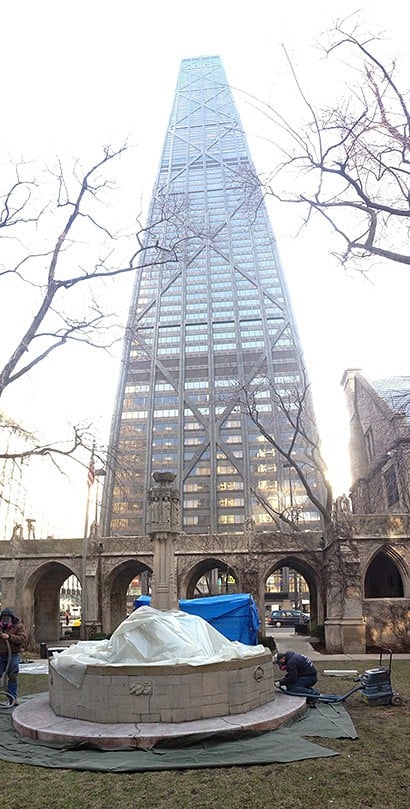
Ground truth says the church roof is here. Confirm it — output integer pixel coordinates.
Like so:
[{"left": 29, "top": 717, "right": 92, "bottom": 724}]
[{"left": 370, "top": 376, "right": 410, "bottom": 417}]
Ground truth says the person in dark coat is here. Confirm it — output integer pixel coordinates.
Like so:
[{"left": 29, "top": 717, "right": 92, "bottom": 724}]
[
  {"left": 273, "top": 650, "right": 318, "bottom": 693},
  {"left": 0, "top": 607, "right": 28, "bottom": 706}
]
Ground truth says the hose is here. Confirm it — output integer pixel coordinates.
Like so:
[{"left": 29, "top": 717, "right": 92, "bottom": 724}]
[{"left": 0, "top": 639, "right": 16, "bottom": 708}]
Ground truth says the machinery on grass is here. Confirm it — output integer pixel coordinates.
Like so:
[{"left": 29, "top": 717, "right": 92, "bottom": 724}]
[{"left": 278, "top": 648, "right": 403, "bottom": 707}]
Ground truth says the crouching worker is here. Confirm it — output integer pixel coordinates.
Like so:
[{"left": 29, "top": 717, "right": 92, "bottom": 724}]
[
  {"left": 0, "top": 607, "right": 28, "bottom": 706},
  {"left": 273, "top": 650, "right": 318, "bottom": 694}
]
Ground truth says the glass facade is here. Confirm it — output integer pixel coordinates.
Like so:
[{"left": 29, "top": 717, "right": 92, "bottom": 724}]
[{"left": 102, "top": 56, "right": 325, "bottom": 536}]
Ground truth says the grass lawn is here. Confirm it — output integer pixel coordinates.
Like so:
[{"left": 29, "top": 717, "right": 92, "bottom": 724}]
[{"left": 3, "top": 659, "right": 409, "bottom": 809}]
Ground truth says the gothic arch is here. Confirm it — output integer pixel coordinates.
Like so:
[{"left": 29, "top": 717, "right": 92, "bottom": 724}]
[
  {"left": 22, "top": 560, "right": 78, "bottom": 643},
  {"left": 103, "top": 559, "right": 153, "bottom": 633},
  {"left": 364, "top": 547, "right": 406, "bottom": 598},
  {"left": 183, "top": 557, "right": 239, "bottom": 600},
  {"left": 263, "top": 555, "right": 321, "bottom": 625}
]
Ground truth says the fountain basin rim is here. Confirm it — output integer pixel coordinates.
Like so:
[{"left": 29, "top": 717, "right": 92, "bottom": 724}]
[{"left": 50, "top": 649, "right": 272, "bottom": 677}]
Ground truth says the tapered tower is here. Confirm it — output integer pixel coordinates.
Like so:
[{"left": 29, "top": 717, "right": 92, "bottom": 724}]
[{"left": 102, "top": 56, "right": 325, "bottom": 537}]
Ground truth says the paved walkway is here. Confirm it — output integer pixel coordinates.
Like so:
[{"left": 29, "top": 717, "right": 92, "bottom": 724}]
[{"left": 273, "top": 631, "right": 410, "bottom": 661}]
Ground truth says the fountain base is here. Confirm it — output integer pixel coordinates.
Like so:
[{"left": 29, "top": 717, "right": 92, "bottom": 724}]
[
  {"left": 12, "top": 691, "right": 306, "bottom": 750},
  {"left": 48, "top": 651, "right": 274, "bottom": 724}
]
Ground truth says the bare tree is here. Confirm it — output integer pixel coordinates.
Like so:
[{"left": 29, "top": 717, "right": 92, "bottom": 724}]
[
  {"left": 0, "top": 421, "right": 92, "bottom": 465},
  {"left": 0, "top": 146, "right": 193, "bottom": 497},
  {"left": 240, "top": 369, "right": 333, "bottom": 528},
  {"left": 250, "top": 21, "right": 410, "bottom": 269},
  {"left": 0, "top": 147, "right": 182, "bottom": 399},
  {"left": 0, "top": 144, "right": 185, "bottom": 535}
]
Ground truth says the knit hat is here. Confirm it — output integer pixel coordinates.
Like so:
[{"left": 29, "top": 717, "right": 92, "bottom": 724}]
[{"left": 0, "top": 608, "right": 16, "bottom": 619}]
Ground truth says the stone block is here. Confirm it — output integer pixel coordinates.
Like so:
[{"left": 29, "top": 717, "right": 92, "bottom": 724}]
[
  {"left": 202, "top": 671, "right": 222, "bottom": 696},
  {"left": 189, "top": 675, "right": 204, "bottom": 697},
  {"left": 157, "top": 708, "right": 172, "bottom": 722},
  {"left": 228, "top": 681, "right": 246, "bottom": 703},
  {"left": 140, "top": 713, "right": 161, "bottom": 722},
  {"left": 151, "top": 693, "right": 174, "bottom": 711},
  {"left": 200, "top": 701, "right": 229, "bottom": 719},
  {"left": 152, "top": 679, "right": 175, "bottom": 696}
]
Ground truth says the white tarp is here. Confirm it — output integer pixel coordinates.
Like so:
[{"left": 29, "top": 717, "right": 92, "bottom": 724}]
[{"left": 51, "top": 606, "right": 266, "bottom": 687}]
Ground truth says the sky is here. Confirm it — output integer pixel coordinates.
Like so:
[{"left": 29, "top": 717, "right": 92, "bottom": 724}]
[{"left": 1, "top": 0, "right": 409, "bottom": 536}]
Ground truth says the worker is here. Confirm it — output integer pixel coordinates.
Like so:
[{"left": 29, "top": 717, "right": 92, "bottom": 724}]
[
  {"left": 273, "top": 650, "right": 318, "bottom": 693},
  {"left": 0, "top": 607, "right": 28, "bottom": 706}
]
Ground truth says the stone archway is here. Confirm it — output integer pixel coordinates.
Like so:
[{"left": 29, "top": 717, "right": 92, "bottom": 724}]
[
  {"left": 184, "top": 557, "right": 239, "bottom": 600},
  {"left": 23, "top": 561, "right": 77, "bottom": 643},
  {"left": 364, "top": 549, "right": 405, "bottom": 598},
  {"left": 104, "top": 560, "right": 153, "bottom": 634},
  {"left": 263, "top": 555, "right": 322, "bottom": 627}
]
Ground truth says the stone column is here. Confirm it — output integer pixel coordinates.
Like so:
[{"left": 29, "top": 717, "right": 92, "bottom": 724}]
[
  {"left": 324, "top": 529, "right": 366, "bottom": 654},
  {"left": 146, "top": 471, "right": 180, "bottom": 611}
]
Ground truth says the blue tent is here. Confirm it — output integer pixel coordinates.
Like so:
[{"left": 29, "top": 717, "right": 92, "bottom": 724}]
[{"left": 133, "top": 593, "right": 260, "bottom": 645}]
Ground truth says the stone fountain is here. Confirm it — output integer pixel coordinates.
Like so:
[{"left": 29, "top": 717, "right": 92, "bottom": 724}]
[{"left": 12, "top": 473, "right": 305, "bottom": 749}]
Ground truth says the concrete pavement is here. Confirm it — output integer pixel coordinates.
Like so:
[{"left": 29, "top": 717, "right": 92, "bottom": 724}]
[{"left": 270, "top": 628, "right": 410, "bottom": 661}]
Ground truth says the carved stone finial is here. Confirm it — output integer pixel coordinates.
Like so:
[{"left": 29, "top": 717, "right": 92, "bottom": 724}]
[
  {"left": 147, "top": 471, "right": 180, "bottom": 535},
  {"left": 152, "top": 471, "right": 176, "bottom": 485}
]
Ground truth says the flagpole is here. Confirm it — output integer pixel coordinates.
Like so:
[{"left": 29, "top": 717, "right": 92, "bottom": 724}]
[
  {"left": 81, "top": 519, "right": 89, "bottom": 641},
  {"left": 81, "top": 446, "right": 95, "bottom": 640},
  {"left": 94, "top": 476, "right": 99, "bottom": 525},
  {"left": 81, "top": 488, "right": 91, "bottom": 641},
  {"left": 83, "top": 481, "right": 92, "bottom": 542}
]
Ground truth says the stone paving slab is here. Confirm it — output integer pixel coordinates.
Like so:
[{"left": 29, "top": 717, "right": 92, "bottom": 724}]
[{"left": 12, "top": 691, "right": 306, "bottom": 751}]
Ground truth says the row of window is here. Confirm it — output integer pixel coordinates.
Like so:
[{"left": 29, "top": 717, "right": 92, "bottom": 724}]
[
  {"left": 184, "top": 497, "right": 244, "bottom": 508},
  {"left": 183, "top": 514, "right": 245, "bottom": 526}
]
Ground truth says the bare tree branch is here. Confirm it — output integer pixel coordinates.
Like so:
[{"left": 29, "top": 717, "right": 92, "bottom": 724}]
[
  {"left": 0, "top": 147, "right": 184, "bottom": 398},
  {"left": 249, "top": 22, "right": 410, "bottom": 269},
  {"left": 240, "top": 371, "right": 333, "bottom": 528}
]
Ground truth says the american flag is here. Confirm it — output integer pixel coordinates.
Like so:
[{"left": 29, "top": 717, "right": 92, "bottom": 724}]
[{"left": 87, "top": 453, "right": 95, "bottom": 487}]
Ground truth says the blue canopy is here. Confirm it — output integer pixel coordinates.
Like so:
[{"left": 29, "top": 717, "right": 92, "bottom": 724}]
[{"left": 133, "top": 593, "right": 260, "bottom": 645}]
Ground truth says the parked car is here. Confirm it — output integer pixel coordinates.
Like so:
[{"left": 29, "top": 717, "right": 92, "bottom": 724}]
[{"left": 269, "top": 609, "right": 310, "bottom": 627}]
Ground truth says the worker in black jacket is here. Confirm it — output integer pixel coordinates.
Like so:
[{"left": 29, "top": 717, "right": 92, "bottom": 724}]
[{"left": 273, "top": 650, "right": 318, "bottom": 693}]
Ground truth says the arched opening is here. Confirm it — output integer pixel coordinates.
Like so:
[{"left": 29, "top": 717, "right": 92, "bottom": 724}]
[
  {"left": 126, "top": 572, "right": 150, "bottom": 615},
  {"left": 264, "top": 557, "right": 319, "bottom": 629},
  {"left": 24, "top": 562, "right": 78, "bottom": 643},
  {"left": 59, "top": 574, "right": 81, "bottom": 638},
  {"left": 185, "top": 558, "right": 238, "bottom": 599},
  {"left": 265, "top": 568, "right": 310, "bottom": 613},
  {"left": 364, "top": 551, "right": 404, "bottom": 598},
  {"left": 106, "top": 561, "right": 152, "bottom": 633}
]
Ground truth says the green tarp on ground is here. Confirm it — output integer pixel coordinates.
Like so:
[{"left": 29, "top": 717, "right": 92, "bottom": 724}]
[{"left": 0, "top": 699, "right": 357, "bottom": 772}]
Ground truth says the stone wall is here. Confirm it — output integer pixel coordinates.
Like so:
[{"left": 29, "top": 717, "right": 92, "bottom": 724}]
[
  {"left": 363, "top": 598, "right": 410, "bottom": 650},
  {"left": 0, "top": 522, "right": 409, "bottom": 655},
  {"left": 49, "top": 651, "right": 274, "bottom": 723}
]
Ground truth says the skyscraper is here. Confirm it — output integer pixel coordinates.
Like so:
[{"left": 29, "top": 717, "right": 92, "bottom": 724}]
[{"left": 102, "top": 56, "right": 325, "bottom": 537}]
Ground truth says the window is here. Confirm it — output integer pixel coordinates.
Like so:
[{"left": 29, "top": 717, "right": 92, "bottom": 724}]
[
  {"left": 365, "top": 427, "right": 375, "bottom": 461},
  {"left": 217, "top": 463, "right": 237, "bottom": 474},
  {"left": 218, "top": 497, "right": 244, "bottom": 507},
  {"left": 121, "top": 411, "right": 148, "bottom": 420},
  {"left": 384, "top": 466, "right": 399, "bottom": 506},
  {"left": 217, "top": 481, "right": 243, "bottom": 491},
  {"left": 218, "top": 514, "right": 244, "bottom": 524},
  {"left": 184, "top": 515, "right": 199, "bottom": 526},
  {"left": 184, "top": 436, "right": 203, "bottom": 445}
]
